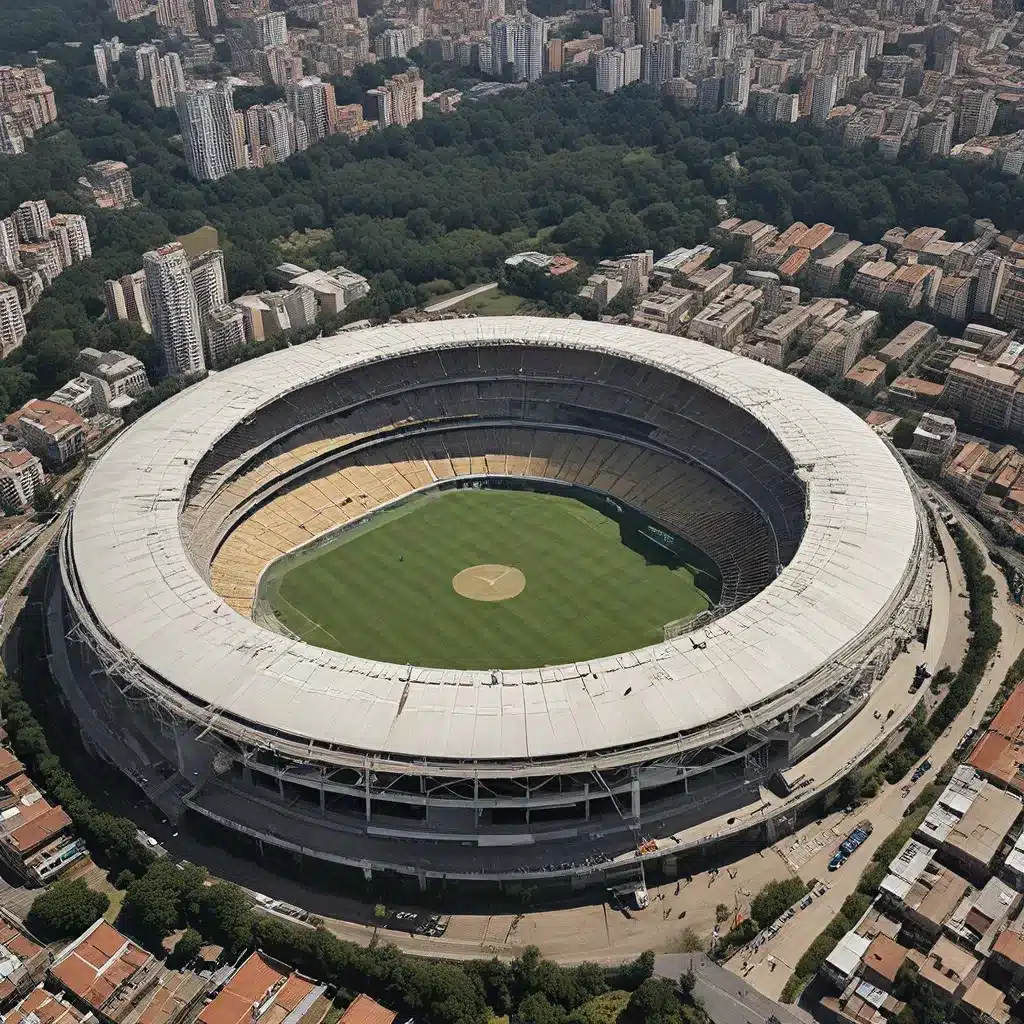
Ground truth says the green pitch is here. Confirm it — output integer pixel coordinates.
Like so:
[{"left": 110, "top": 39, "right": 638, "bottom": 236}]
[{"left": 261, "top": 488, "right": 717, "bottom": 670}]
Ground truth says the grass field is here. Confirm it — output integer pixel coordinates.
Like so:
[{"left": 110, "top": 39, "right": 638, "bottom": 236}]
[
  {"left": 264, "top": 489, "right": 715, "bottom": 670},
  {"left": 175, "top": 224, "right": 219, "bottom": 258},
  {"left": 456, "top": 290, "right": 528, "bottom": 315}
]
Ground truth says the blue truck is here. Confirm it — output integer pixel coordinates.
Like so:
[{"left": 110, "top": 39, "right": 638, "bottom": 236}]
[{"left": 828, "top": 820, "right": 873, "bottom": 871}]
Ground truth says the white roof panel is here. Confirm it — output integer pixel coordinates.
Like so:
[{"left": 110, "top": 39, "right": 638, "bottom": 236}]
[{"left": 68, "top": 318, "right": 921, "bottom": 765}]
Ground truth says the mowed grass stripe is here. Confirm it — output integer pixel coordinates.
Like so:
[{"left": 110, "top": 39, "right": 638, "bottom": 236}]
[{"left": 272, "top": 490, "right": 712, "bottom": 669}]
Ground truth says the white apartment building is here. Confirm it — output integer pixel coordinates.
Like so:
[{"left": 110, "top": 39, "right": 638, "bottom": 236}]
[
  {"left": 957, "top": 89, "right": 997, "bottom": 142},
  {"left": 0, "top": 114, "right": 23, "bottom": 156},
  {"left": 369, "top": 69, "right": 423, "bottom": 128},
  {"left": 194, "top": 0, "right": 217, "bottom": 31},
  {"left": 244, "top": 101, "right": 305, "bottom": 165},
  {"left": 143, "top": 242, "right": 205, "bottom": 376},
  {"left": 49, "top": 376, "right": 96, "bottom": 417},
  {"left": 596, "top": 45, "right": 642, "bottom": 93},
  {"left": 14, "top": 200, "right": 51, "bottom": 242},
  {"left": 0, "top": 449, "right": 44, "bottom": 513},
  {"left": 155, "top": 53, "right": 185, "bottom": 108},
  {"left": 489, "top": 13, "right": 547, "bottom": 82},
  {"left": 0, "top": 284, "right": 27, "bottom": 358},
  {"left": 636, "top": 1, "right": 662, "bottom": 45},
  {"left": 810, "top": 72, "right": 838, "bottom": 128},
  {"left": 254, "top": 11, "right": 288, "bottom": 47},
  {"left": 103, "top": 270, "right": 151, "bottom": 332},
  {"left": 286, "top": 76, "right": 338, "bottom": 142},
  {"left": 9, "top": 269, "right": 42, "bottom": 314},
  {"left": 203, "top": 304, "right": 247, "bottom": 368},
  {"left": 49, "top": 214, "right": 91, "bottom": 263},
  {"left": 642, "top": 38, "right": 674, "bottom": 86},
  {"left": 79, "top": 348, "right": 151, "bottom": 412},
  {"left": 280, "top": 264, "right": 369, "bottom": 314},
  {"left": 974, "top": 253, "right": 1006, "bottom": 316},
  {"left": 0, "top": 216, "right": 19, "bottom": 272},
  {"left": 282, "top": 285, "right": 317, "bottom": 328},
  {"left": 18, "top": 241, "right": 63, "bottom": 285},
  {"left": 175, "top": 81, "right": 244, "bottom": 181},
  {"left": 135, "top": 42, "right": 160, "bottom": 83},
  {"left": 190, "top": 248, "right": 228, "bottom": 324},
  {"left": 93, "top": 44, "right": 109, "bottom": 88},
  {"left": 134, "top": 45, "right": 181, "bottom": 106},
  {"left": 260, "top": 292, "right": 294, "bottom": 334},
  {"left": 156, "top": 0, "right": 196, "bottom": 33},
  {"left": 374, "top": 26, "right": 422, "bottom": 59},
  {"left": 104, "top": 278, "right": 127, "bottom": 321}
]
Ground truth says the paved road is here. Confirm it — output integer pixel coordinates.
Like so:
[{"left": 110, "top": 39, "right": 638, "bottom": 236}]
[
  {"left": 731, "top": 501, "right": 1024, "bottom": 1000},
  {"left": 423, "top": 282, "right": 497, "bottom": 312},
  {"left": 656, "top": 954, "right": 815, "bottom": 1024},
  {"left": 1, "top": 512, "right": 67, "bottom": 651}
]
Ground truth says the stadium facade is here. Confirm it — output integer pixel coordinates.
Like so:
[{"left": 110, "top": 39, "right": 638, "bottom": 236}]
[{"left": 51, "top": 318, "right": 931, "bottom": 886}]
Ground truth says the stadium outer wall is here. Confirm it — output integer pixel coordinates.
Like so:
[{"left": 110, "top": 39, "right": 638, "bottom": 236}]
[{"left": 48, "top": 318, "right": 933, "bottom": 889}]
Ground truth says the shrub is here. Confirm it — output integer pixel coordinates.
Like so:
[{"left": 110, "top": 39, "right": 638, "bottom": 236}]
[{"left": 749, "top": 878, "right": 807, "bottom": 929}]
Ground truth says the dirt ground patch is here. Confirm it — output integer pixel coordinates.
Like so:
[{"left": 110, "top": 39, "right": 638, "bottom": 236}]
[{"left": 452, "top": 564, "right": 526, "bottom": 602}]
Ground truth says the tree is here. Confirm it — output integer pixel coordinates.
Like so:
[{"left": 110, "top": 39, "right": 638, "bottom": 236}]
[
  {"left": 119, "top": 857, "right": 206, "bottom": 946},
  {"left": 115, "top": 869, "right": 137, "bottom": 891},
  {"left": 715, "top": 903, "right": 730, "bottom": 923},
  {"left": 26, "top": 878, "right": 109, "bottom": 941},
  {"left": 122, "top": 866, "right": 181, "bottom": 944},
  {"left": 170, "top": 927, "right": 204, "bottom": 966},
  {"left": 196, "top": 882, "right": 254, "bottom": 953},
  {"left": 604, "top": 286, "right": 639, "bottom": 317},
  {"left": 514, "top": 992, "right": 565, "bottom": 1024},
  {"left": 678, "top": 968, "right": 697, "bottom": 999},
  {"left": 891, "top": 416, "right": 917, "bottom": 450},
  {"left": 622, "top": 979, "right": 681, "bottom": 1024},
  {"left": 32, "top": 483, "right": 57, "bottom": 517},
  {"left": 838, "top": 769, "right": 863, "bottom": 808}
]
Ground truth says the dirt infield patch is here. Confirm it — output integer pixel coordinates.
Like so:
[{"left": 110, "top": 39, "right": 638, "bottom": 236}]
[{"left": 452, "top": 564, "right": 526, "bottom": 602}]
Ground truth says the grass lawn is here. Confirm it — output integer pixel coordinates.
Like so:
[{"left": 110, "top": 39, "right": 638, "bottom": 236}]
[
  {"left": 175, "top": 224, "right": 219, "bottom": 258},
  {"left": 265, "top": 489, "right": 714, "bottom": 670},
  {"left": 104, "top": 886, "right": 126, "bottom": 924},
  {"left": 457, "top": 289, "right": 528, "bottom": 315},
  {"left": 0, "top": 550, "right": 30, "bottom": 597}
]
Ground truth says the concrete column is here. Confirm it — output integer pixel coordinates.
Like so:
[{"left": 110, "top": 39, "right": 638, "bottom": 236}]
[
  {"left": 277, "top": 776, "right": 284, "bottom": 799},
  {"left": 474, "top": 777, "right": 480, "bottom": 825},
  {"left": 319, "top": 783, "right": 325, "bottom": 815},
  {"left": 417, "top": 869, "right": 427, "bottom": 892},
  {"left": 584, "top": 782, "right": 590, "bottom": 821},
  {"left": 364, "top": 770, "right": 371, "bottom": 823},
  {"left": 631, "top": 777, "right": 640, "bottom": 821},
  {"left": 242, "top": 763, "right": 252, "bottom": 785}
]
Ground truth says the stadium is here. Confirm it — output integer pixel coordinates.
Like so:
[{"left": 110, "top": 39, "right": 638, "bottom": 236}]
[{"left": 50, "top": 317, "right": 932, "bottom": 888}]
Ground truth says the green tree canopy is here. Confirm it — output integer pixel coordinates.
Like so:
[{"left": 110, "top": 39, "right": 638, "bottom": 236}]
[{"left": 26, "top": 878, "right": 109, "bottom": 941}]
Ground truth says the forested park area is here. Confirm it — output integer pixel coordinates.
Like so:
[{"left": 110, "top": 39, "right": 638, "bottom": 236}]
[{"left": 4, "top": 34, "right": 1024, "bottom": 416}]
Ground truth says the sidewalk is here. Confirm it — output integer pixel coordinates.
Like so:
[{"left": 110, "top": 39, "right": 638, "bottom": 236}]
[{"left": 730, "top": 505, "right": 1023, "bottom": 999}]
